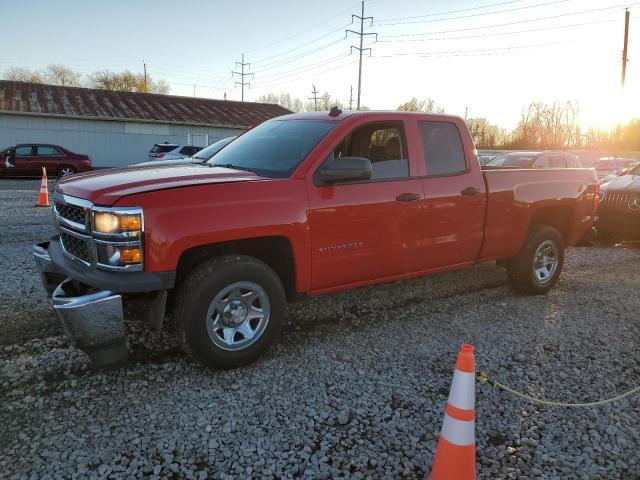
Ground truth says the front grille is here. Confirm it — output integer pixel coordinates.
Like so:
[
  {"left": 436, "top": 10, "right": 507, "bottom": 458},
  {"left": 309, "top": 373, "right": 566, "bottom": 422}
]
[
  {"left": 55, "top": 201, "right": 86, "bottom": 227},
  {"left": 60, "top": 231, "right": 91, "bottom": 264},
  {"left": 600, "top": 191, "right": 639, "bottom": 212}
]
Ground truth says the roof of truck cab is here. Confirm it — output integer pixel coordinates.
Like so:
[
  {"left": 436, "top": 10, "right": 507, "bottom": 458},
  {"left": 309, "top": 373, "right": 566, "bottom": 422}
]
[{"left": 276, "top": 110, "right": 465, "bottom": 122}]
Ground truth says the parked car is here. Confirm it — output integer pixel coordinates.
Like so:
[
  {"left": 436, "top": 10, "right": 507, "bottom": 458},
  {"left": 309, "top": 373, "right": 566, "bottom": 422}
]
[
  {"left": 484, "top": 151, "right": 582, "bottom": 168},
  {"left": 33, "top": 111, "right": 599, "bottom": 369},
  {"left": 600, "top": 162, "right": 639, "bottom": 184},
  {"left": 148, "top": 143, "right": 202, "bottom": 162},
  {"left": 0, "top": 144, "right": 91, "bottom": 178},
  {"left": 596, "top": 162, "right": 640, "bottom": 241},
  {"left": 593, "top": 157, "right": 638, "bottom": 182},
  {"left": 131, "top": 137, "right": 235, "bottom": 168}
]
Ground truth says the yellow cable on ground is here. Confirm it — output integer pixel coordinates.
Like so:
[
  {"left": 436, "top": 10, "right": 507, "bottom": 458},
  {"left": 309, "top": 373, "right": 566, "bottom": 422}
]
[{"left": 478, "top": 371, "right": 640, "bottom": 408}]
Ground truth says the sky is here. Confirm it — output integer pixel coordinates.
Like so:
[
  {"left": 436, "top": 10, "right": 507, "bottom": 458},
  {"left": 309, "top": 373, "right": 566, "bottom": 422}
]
[{"left": 1, "top": 0, "right": 638, "bottom": 130}]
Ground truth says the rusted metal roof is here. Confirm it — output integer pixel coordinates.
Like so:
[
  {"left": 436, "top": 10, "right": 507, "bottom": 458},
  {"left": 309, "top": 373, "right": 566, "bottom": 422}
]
[{"left": 0, "top": 81, "right": 291, "bottom": 128}]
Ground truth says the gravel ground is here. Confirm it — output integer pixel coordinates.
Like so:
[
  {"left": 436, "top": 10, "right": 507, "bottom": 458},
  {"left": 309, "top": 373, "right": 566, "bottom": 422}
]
[{"left": 1, "top": 179, "right": 639, "bottom": 479}]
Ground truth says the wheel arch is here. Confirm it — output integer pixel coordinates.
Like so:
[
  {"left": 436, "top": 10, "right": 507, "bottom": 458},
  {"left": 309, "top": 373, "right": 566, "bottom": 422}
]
[{"left": 175, "top": 236, "right": 298, "bottom": 301}]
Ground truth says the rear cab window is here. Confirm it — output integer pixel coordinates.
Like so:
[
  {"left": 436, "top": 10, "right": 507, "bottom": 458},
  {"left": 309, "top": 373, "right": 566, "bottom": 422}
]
[{"left": 418, "top": 121, "right": 467, "bottom": 176}]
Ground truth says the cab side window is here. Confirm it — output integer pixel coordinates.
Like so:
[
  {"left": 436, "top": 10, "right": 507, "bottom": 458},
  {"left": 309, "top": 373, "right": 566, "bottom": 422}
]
[
  {"left": 548, "top": 156, "right": 565, "bottom": 168},
  {"left": 419, "top": 121, "right": 467, "bottom": 176},
  {"left": 332, "top": 122, "right": 409, "bottom": 180}
]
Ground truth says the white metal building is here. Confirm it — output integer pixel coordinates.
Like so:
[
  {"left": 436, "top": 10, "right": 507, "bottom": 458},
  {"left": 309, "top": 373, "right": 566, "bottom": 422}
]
[{"left": 0, "top": 81, "right": 290, "bottom": 167}]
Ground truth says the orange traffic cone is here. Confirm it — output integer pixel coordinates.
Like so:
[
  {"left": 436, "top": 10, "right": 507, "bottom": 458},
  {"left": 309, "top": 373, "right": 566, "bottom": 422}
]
[
  {"left": 36, "top": 167, "right": 50, "bottom": 207},
  {"left": 431, "top": 344, "right": 476, "bottom": 480}
]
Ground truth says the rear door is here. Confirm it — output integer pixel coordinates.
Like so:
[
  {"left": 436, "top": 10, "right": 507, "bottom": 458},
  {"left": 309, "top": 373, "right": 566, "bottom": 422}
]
[
  {"left": 36, "top": 145, "right": 64, "bottom": 175},
  {"left": 307, "top": 119, "right": 424, "bottom": 291},
  {"left": 416, "top": 120, "right": 486, "bottom": 269}
]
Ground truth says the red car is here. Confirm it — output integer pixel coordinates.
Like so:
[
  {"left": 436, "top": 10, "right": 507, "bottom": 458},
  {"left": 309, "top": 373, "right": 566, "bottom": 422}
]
[
  {"left": 34, "top": 110, "right": 599, "bottom": 368},
  {"left": 0, "top": 144, "right": 91, "bottom": 178}
]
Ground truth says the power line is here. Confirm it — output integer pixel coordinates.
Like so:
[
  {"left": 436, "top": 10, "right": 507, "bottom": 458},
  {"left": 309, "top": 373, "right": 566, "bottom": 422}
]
[
  {"left": 252, "top": 39, "right": 345, "bottom": 73},
  {"left": 373, "top": 41, "right": 570, "bottom": 58},
  {"left": 377, "top": 17, "right": 622, "bottom": 43},
  {"left": 375, "top": 0, "right": 572, "bottom": 26},
  {"left": 246, "top": 2, "right": 360, "bottom": 55},
  {"left": 232, "top": 54, "right": 253, "bottom": 102},
  {"left": 380, "top": 0, "right": 525, "bottom": 22},
  {"left": 381, "top": 3, "right": 639, "bottom": 38},
  {"left": 347, "top": 1, "right": 377, "bottom": 109},
  {"left": 252, "top": 57, "right": 359, "bottom": 90},
  {"left": 251, "top": 24, "right": 350, "bottom": 65},
  {"left": 255, "top": 53, "right": 349, "bottom": 82}
]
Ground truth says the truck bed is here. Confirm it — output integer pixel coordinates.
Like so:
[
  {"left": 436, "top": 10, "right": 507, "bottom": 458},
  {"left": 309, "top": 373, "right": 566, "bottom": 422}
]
[{"left": 479, "top": 167, "right": 599, "bottom": 260}]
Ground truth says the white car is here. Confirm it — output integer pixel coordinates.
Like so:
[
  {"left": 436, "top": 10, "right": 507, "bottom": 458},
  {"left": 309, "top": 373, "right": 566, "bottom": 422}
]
[
  {"left": 148, "top": 143, "right": 202, "bottom": 161},
  {"left": 132, "top": 137, "right": 236, "bottom": 168}
]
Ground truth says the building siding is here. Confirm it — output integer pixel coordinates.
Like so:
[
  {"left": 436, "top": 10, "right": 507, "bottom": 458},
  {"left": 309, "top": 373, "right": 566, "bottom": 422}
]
[{"left": 0, "top": 113, "right": 244, "bottom": 167}]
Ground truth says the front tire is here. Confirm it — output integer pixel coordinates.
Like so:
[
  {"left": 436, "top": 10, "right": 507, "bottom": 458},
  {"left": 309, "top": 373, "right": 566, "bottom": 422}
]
[
  {"left": 175, "top": 255, "right": 286, "bottom": 369},
  {"left": 507, "top": 225, "right": 564, "bottom": 294}
]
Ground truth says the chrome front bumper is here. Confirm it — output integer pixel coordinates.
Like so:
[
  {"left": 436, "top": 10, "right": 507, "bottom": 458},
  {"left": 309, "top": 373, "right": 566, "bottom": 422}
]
[{"left": 32, "top": 242, "right": 128, "bottom": 366}]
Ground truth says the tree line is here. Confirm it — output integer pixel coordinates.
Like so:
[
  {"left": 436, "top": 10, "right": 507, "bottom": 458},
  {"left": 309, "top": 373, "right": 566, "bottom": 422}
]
[
  {"left": 3, "top": 64, "right": 170, "bottom": 94},
  {"left": 260, "top": 92, "right": 639, "bottom": 152},
  {"left": 3, "top": 64, "right": 638, "bottom": 151}
]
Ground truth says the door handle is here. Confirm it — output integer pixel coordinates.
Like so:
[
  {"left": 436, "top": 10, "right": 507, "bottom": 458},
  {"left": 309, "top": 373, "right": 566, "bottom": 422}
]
[
  {"left": 461, "top": 187, "right": 481, "bottom": 196},
  {"left": 395, "top": 193, "right": 421, "bottom": 202}
]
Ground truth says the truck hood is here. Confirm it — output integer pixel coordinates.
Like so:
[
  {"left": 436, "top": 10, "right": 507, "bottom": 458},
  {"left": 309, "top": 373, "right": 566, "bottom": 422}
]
[
  {"left": 600, "top": 174, "right": 640, "bottom": 194},
  {"left": 55, "top": 164, "right": 263, "bottom": 205}
]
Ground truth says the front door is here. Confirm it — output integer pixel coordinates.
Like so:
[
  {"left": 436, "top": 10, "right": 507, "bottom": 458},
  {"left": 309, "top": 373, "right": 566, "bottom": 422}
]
[
  {"left": 307, "top": 120, "right": 424, "bottom": 291},
  {"left": 11, "top": 146, "right": 38, "bottom": 176}
]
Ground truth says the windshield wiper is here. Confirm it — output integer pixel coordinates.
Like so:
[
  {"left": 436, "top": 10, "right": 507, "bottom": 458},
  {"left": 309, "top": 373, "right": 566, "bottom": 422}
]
[{"left": 209, "top": 163, "right": 256, "bottom": 173}]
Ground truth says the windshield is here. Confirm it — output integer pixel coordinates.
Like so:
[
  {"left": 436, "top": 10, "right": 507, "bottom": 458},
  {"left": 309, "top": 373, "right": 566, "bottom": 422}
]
[
  {"left": 207, "top": 119, "right": 336, "bottom": 178},
  {"left": 485, "top": 153, "right": 538, "bottom": 168},
  {"left": 192, "top": 137, "right": 236, "bottom": 160}
]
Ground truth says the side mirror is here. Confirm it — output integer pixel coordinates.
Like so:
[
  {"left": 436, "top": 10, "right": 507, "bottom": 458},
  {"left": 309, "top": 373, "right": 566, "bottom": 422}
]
[{"left": 318, "top": 156, "right": 372, "bottom": 184}]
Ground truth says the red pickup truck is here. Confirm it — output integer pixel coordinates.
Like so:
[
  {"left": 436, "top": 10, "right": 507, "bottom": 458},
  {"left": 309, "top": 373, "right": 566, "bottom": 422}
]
[{"left": 33, "top": 110, "right": 599, "bottom": 368}]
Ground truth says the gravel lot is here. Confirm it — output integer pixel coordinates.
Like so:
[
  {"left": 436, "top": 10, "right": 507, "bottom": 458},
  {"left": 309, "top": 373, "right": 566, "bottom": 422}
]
[{"left": 1, "top": 178, "right": 639, "bottom": 479}]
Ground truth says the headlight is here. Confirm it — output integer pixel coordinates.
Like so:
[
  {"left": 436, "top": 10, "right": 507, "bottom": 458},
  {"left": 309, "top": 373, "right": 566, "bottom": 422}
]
[
  {"left": 93, "top": 212, "right": 142, "bottom": 234},
  {"left": 91, "top": 207, "right": 144, "bottom": 270}
]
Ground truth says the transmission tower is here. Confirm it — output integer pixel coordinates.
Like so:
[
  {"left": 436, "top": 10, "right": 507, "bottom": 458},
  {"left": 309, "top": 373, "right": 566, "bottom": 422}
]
[
  {"left": 232, "top": 53, "right": 253, "bottom": 102},
  {"left": 346, "top": 1, "right": 377, "bottom": 109}
]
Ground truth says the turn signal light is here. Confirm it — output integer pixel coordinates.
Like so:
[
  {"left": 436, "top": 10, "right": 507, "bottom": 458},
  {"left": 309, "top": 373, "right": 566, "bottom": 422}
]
[{"left": 120, "top": 248, "right": 142, "bottom": 264}]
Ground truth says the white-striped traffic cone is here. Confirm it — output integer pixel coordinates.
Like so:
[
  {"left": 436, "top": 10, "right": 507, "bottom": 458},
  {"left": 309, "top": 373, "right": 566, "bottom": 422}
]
[
  {"left": 431, "top": 344, "right": 476, "bottom": 479},
  {"left": 35, "top": 167, "right": 50, "bottom": 207}
]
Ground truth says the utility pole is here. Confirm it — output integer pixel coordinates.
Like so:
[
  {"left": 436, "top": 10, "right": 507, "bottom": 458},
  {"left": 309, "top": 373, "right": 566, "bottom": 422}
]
[
  {"left": 224, "top": 92, "right": 227, "bottom": 101},
  {"left": 232, "top": 53, "right": 253, "bottom": 102},
  {"left": 143, "top": 61, "right": 148, "bottom": 92},
  {"left": 464, "top": 106, "right": 468, "bottom": 122},
  {"left": 193, "top": 84, "right": 196, "bottom": 97},
  {"left": 346, "top": 1, "right": 377, "bottom": 109},
  {"left": 621, "top": 8, "right": 630, "bottom": 88},
  {"left": 308, "top": 85, "right": 319, "bottom": 111},
  {"left": 349, "top": 85, "right": 354, "bottom": 110}
]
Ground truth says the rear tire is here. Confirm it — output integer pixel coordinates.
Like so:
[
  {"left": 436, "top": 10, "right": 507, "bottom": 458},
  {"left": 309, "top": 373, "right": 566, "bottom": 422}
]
[
  {"left": 175, "top": 255, "right": 286, "bottom": 369},
  {"left": 507, "top": 225, "right": 564, "bottom": 295}
]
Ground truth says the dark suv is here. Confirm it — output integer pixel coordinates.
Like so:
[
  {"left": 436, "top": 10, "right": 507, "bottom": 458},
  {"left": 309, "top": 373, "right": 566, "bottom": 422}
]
[{"left": 0, "top": 144, "right": 92, "bottom": 178}]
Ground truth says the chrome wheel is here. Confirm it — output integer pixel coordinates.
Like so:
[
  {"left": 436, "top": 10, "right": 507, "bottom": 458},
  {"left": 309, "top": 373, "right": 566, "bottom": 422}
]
[
  {"left": 205, "top": 281, "right": 270, "bottom": 351},
  {"left": 59, "top": 167, "right": 75, "bottom": 177},
  {"left": 533, "top": 240, "right": 558, "bottom": 284}
]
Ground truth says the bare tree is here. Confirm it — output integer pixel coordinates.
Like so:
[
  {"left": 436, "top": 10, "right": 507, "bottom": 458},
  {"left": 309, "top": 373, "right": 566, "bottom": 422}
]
[
  {"left": 43, "top": 64, "right": 82, "bottom": 87},
  {"left": 89, "top": 70, "right": 169, "bottom": 94},
  {"left": 397, "top": 97, "right": 444, "bottom": 113},
  {"left": 3, "top": 67, "right": 44, "bottom": 83}
]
